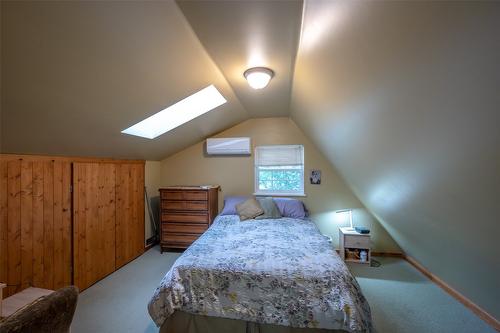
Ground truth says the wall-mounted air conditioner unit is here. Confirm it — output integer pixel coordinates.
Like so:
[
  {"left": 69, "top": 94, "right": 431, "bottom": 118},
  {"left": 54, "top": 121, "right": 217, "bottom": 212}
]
[{"left": 206, "top": 137, "right": 251, "bottom": 155}]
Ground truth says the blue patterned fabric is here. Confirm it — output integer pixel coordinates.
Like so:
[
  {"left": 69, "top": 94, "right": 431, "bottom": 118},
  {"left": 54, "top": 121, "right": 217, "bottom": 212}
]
[{"left": 148, "top": 215, "right": 372, "bottom": 332}]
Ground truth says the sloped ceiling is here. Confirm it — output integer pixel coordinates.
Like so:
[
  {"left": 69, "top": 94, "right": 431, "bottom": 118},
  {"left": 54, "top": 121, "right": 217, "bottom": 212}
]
[
  {"left": 0, "top": 0, "right": 303, "bottom": 160},
  {"left": 291, "top": 1, "right": 500, "bottom": 319},
  {"left": 0, "top": 1, "right": 249, "bottom": 160},
  {"left": 176, "top": 0, "right": 303, "bottom": 118}
]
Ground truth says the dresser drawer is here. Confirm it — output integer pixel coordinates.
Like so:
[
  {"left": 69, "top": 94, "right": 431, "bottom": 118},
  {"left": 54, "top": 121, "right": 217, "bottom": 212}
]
[
  {"left": 183, "top": 191, "right": 208, "bottom": 201},
  {"left": 162, "top": 223, "right": 208, "bottom": 234},
  {"left": 162, "top": 200, "right": 208, "bottom": 211},
  {"left": 161, "top": 191, "right": 207, "bottom": 201},
  {"left": 161, "top": 191, "right": 183, "bottom": 200},
  {"left": 162, "top": 212, "right": 208, "bottom": 224},
  {"left": 162, "top": 232, "right": 202, "bottom": 247},
  {"left": 344, "top": 235, "right": 370, "bottom": 249}
]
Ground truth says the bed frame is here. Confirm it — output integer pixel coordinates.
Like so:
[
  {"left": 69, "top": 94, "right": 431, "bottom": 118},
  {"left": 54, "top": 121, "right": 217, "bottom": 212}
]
[{"left": 161, "top": 311, "right": 347, "bottom": 333}]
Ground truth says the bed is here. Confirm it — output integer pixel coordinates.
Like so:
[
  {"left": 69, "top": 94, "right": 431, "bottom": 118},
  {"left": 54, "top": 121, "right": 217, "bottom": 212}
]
[{"left": 148, "top": 215, "right": 373, "bottom": 333}]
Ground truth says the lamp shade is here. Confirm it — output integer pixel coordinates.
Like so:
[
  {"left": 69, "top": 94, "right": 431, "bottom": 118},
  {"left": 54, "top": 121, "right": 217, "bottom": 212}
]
[{"left": 336, "top": 209, "right": 354, "bottom": 230}]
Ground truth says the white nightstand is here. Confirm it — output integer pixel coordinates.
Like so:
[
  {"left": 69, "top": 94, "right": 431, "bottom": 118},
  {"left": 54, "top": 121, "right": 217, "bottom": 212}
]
[{"left": 339, "top": 227, "right": 371, "bottom": 264}]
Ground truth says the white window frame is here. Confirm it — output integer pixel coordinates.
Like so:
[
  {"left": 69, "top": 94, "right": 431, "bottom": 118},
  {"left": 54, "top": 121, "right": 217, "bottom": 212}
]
[{"left": 254, "top": 145, "right": 305, "bottom": 197}]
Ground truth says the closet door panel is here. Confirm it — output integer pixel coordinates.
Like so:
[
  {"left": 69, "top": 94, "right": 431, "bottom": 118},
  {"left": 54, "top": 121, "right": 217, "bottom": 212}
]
[
  {"left": 73, "top": 163, "right": 86, "bottom": 290},
  {"left": 7, "top": 160, "right": 21, "bottom": 295},
  {"left": 42, "top": 161, "right": 54, "bottom": 290},
  {"left": 53, "top": 162, "right": 72, "bottom": 289},
  {"left": 73, "top": 163, "right": 116, "bottom": 290},
  {"left": 115, "top": 164, "right": 144, "bottom": 269},
  {"left": 20, "top": 160, "right": 33, "bottom": 291},
  {"left": 0, "top": 158, "right": 71, "bottom": 298},
  {"left": 1, "top": 155, "right": 144, "bottom": 296},
  {"left": 32, "top": 161, "right": 45, "bottom": 289},
  {"left": 61, "top": 164, "right": 72, "bottom": 289},
  {"left": 0, "top": 160, "right": 9, "bottom": 296},
  {"left": 53, "top": 162, "right": 63, "bottom": 289},
  {"left": 98, "top": 164, "right": 116, "bottom": 279}
]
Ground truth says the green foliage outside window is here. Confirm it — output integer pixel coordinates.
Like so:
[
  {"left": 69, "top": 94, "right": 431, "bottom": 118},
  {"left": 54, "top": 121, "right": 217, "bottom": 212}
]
[{"left": 258, "top": 166, "right": 302, "bottom": 192}]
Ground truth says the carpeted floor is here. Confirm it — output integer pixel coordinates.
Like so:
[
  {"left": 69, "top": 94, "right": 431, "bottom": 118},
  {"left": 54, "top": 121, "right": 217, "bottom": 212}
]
[
  {"left": 347, "top": 258, "right": 496, "bottom": 333},
  {"left": 71, "top": 246, "right": 496, "bottom": 333}
]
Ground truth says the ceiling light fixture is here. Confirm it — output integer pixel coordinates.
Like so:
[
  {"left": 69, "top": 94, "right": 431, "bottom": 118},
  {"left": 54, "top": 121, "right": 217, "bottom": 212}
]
[
  {"left": 243, "top": 67, "right": 274, "bottom": 89},
  {"left": 121, "top": 85, "right": 226, "bottom": 139}
]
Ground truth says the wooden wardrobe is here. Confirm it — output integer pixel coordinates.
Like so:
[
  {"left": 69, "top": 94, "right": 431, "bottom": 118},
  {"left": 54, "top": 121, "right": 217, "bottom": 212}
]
[{"left": 0, "top": 155, "right": 145, "bottom": 297}]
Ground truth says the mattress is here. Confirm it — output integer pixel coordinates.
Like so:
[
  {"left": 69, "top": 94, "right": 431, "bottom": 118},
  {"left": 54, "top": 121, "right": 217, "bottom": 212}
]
[{"left": 148, "top": 215, "right": 372, "bottom": 332}]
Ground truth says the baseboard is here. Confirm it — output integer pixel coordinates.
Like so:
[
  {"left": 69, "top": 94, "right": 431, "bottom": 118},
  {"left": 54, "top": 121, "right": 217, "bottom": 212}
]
[
  {"left": 346, "top": 250, "right": 499, "bottom": 330},
  {"left": 145, "top": 236, "right": 157, "bottom": 245},
  {"left": 371, "top": 251, "right": 404, "bottom": 258},
  {"left": 404, "top": 255, "right": 500, "bottom": 331},
  {"left": 336, "top": 249, "right": 405, "bottom": 258},
  {"left": 333, "top": 249, "right": 498, "bottom": 330},
  {"left": 144, "top": 242, "right": 158, "bottom": 251},
  {"left": 145, "top": 235, "right": 159, "bottom": 251}
]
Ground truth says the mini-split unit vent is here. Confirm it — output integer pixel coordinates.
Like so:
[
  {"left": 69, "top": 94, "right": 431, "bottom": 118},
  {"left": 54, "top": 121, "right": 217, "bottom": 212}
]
[{"left": 206, "top": 137, "right": 251, "bottom": 155}]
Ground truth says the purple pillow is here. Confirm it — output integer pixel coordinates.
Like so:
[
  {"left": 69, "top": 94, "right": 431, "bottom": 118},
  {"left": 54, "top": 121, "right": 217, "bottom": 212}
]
[
  {"left": 220, "top": 196, "right": 249, "bottom": 215},
  {"left": 272, "top": 198, "right": 308, "bottom": 218}
]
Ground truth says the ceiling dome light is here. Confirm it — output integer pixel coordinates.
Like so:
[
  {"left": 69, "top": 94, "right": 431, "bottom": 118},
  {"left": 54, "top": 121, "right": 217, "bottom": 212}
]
[{"left": 243, "top": 67, "right": 274, "bottom": 89}]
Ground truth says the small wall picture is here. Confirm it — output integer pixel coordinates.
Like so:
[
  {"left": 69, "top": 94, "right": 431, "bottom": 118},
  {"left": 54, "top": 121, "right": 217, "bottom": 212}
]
[{"left": 310, "top": 169, "right": 321, "bottom": 185}]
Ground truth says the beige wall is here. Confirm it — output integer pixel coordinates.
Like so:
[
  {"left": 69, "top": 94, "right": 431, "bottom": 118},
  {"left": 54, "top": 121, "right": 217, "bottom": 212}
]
[
  {"left": 144, "top": 161, "right": 161, "bottom": 243},
  {"left": 160, "top": 117, "right": 400, "bottom": 252}
]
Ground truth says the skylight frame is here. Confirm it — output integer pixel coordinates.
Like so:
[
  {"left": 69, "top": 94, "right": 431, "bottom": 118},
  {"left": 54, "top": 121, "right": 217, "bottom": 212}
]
[{"left": 121, "top": 85, "right": 227, "bottom": 139}]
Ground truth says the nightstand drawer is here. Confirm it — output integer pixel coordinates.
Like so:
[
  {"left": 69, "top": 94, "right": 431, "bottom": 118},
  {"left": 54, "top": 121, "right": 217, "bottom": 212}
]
[{"left": 344, "top": 235, "right": 370, "bottom": 249}]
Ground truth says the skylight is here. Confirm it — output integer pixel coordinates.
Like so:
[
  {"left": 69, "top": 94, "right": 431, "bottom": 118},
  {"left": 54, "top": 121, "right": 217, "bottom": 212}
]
[{"left": 122, "top": 85, "right": 227, "bottom": 139}]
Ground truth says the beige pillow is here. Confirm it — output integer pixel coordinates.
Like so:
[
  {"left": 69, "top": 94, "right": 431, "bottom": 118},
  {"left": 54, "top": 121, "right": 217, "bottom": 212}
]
[{"left": 236, "top": 197, "right": 264, "bottom": 221}]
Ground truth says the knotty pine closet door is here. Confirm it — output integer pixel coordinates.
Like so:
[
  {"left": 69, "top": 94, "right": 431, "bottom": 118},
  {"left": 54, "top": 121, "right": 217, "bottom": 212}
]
[
  {"left": 115, "top": 164, "right": 145, "bottom": 269},
  {"left": 0, "top": 158, "right": 72, "bottom": 298},
  {"left": 73, "top": 163, "right": 116, "bottom": 290},
  {"left": 2, "top": 156, "right": 145, "bottom": 294}
]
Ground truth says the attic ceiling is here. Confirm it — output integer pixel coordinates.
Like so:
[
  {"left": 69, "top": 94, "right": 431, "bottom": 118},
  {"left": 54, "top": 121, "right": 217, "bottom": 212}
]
[
  {"left": 0, "top": 0, "right": 302, "bottom": 160},
  {"left": 2, "top": 0, "right": 500, "bottom": 323},
  {"left": 177, "top": 0, "right": 302, "bottom": 118}
]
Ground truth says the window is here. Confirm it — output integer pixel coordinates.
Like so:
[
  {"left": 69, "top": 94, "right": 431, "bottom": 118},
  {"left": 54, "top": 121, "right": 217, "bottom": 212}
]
[{"left": 254, "top": 145, "right": 304, "bottom": 196}]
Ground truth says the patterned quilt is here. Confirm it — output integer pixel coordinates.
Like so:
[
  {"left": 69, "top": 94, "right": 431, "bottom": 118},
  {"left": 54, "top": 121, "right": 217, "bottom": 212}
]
[{"left": 148, "top": 215, "right": 373, "bottom": 332}]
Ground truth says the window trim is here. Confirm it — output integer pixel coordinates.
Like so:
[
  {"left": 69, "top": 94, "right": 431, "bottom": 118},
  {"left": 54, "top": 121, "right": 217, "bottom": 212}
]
[
  {"left": 254, "top": 145, "right": 305, "bottom": 196},
  {"left": 253, "top": 192, "right": 307, "bottom": 197}
]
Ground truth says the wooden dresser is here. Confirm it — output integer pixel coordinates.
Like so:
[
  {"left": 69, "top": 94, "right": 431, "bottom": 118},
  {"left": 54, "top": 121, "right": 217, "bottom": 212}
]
[{"left": 159, "top": 186, "right": 219, "bottom": 252}]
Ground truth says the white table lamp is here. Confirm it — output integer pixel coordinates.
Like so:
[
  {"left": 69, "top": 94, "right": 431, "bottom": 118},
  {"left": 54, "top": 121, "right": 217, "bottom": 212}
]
[{"left": 336, "top": 209, "right": 354, "bottom": 231}]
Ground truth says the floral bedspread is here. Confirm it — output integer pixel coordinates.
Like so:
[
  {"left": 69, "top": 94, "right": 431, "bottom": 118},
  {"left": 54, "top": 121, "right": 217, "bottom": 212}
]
[{"left": 148, "top": 215, "right": 372, "bottom": 332}]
